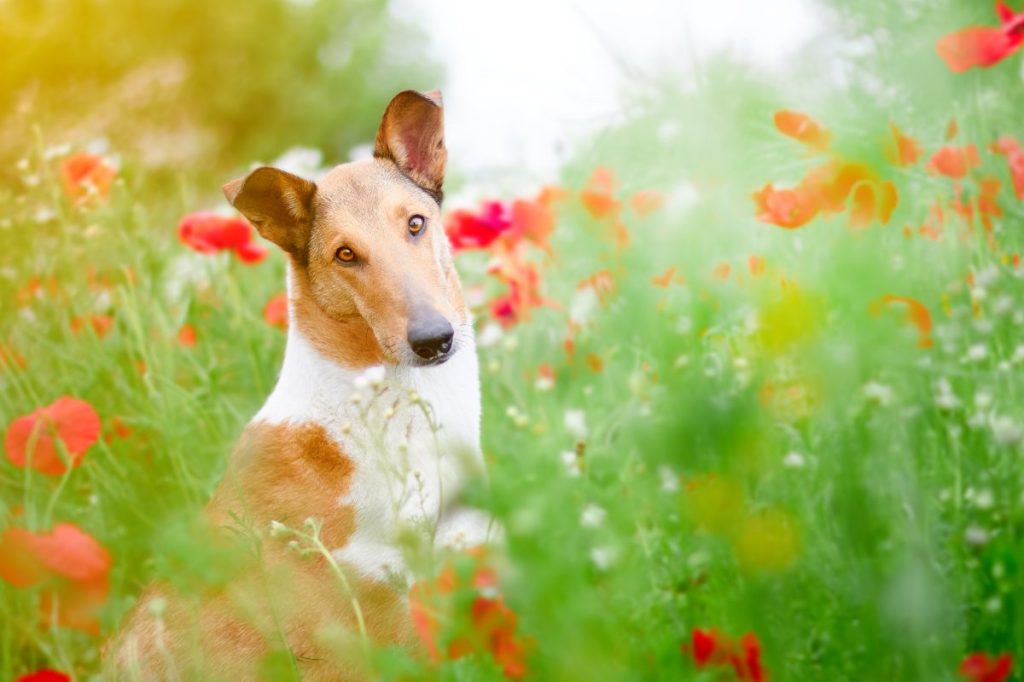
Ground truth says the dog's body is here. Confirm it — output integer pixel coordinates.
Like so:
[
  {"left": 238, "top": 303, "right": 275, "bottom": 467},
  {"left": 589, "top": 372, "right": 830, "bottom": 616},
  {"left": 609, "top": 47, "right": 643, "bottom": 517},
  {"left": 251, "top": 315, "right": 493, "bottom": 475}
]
[{"left": 106, "top": 91, "right": 492, "bottom": 680}]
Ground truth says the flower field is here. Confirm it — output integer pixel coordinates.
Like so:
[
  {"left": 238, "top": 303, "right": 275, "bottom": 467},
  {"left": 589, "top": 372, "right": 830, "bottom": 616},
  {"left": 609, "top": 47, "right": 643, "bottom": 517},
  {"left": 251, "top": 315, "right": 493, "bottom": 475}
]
[{"left": 2, "top": 1, "right": 1024, "bottom": 680}]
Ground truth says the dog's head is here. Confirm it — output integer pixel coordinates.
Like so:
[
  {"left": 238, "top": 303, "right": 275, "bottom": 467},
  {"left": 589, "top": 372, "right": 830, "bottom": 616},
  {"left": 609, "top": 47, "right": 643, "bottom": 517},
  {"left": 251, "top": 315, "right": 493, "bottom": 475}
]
[{"left": 224, "top": 90, "right": 466, "bottom": 368}]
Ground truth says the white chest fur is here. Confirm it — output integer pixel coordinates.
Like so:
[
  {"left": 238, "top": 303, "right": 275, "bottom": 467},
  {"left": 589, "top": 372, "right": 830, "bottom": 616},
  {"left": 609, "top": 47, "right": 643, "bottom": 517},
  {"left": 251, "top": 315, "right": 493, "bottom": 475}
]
[{"left": 253, "top": 323, "right": 492, "bottom": 582}]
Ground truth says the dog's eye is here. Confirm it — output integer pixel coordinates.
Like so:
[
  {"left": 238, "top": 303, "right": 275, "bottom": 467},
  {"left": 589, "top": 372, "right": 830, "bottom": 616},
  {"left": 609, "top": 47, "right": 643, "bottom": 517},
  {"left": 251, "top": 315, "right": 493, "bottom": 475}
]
[
  {"left": 408, "top": 214, "right": 426, "bottom": 236},
  {"left": 335, "top": 246, "right": 357, "bottom": 265}
]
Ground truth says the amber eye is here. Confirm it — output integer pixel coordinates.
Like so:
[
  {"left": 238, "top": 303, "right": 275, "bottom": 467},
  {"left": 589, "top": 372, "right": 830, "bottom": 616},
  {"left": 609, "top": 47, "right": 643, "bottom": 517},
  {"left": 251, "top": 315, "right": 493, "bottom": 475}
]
[
  {"left": 335, "top": 246, "right": 357, "bottom": 265},
  {"left": 408, "top": 214, "right": 426, "bottom": 236}
]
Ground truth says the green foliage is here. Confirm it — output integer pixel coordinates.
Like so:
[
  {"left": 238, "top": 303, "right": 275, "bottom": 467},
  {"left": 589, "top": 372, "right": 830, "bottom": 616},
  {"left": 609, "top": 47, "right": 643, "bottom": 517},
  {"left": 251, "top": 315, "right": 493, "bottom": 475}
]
[
  {"left": 0, "top": 0, "right": 439, "bottom": 175},
  {"left": 2, "top": 1, "right": 1024, "bottom": 680}
]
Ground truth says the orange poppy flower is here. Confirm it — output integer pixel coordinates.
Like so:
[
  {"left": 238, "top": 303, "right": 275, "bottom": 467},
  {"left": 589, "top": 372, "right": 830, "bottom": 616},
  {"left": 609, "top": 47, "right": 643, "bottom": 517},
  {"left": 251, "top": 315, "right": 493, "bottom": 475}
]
[
  {"left": 537, "top": 184, "right": 570, "bottom": 208},
  {"left": 70, "top": 314, "right": 114, "bottom": 338},
  {"left": 0, "top": 523, "right": 112, "bottom": 634},
  {"left": 263, "top": 293, "right": 289, "bottom": 330},
  {"left": 886, "top": 124, "right": 922, "bottom": 167},
  {"left": 580, "top": 166, "right": 622, "bottom": 219},
  {"left": 990, "top": 136, "right": 1024, "bottom": 199},
  {"left": 410, "top": 551, "right": 527, "bottom": 678},
  {"left": 870, "top": 295, "right": 934, "bottom": 348},
  {"left": 946, "top": 118, "right": 960, "bottom": 141},
  {"left": 488, "top": 254, "right": 552, "bottom": 329},
  {"left": 509, "top": 198, "right": 555, "bottom": 254},
  {"left": 712, "top": 262, "right": 732, "bottom": 280},
  {"left": 752, "top": 184, "right": 819, "bottom": 229},
  {"left": 774, "top": 110, "right": 831, "bottom": 152},
  {"left": 60, "top": 153, "right": 116, "bottom": 206},
  {"left": 651, "top": 266, "right": 678, "bottom": 288},
  {"left": 927, "top": 145, "right": 981, "bottom": 179},
  {"left": 5, "top": 397, "right": 101, "bottom": 475},
  {"left": 848, "top": 180, "right": 898, "bottom": 228}
]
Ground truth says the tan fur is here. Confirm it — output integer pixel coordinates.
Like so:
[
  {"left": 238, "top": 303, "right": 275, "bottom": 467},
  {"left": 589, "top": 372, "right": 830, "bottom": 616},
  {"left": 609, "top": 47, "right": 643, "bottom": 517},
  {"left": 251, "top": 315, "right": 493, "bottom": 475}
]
[{"left": 107, "top": 422, "right": 412, "bottom": 680}]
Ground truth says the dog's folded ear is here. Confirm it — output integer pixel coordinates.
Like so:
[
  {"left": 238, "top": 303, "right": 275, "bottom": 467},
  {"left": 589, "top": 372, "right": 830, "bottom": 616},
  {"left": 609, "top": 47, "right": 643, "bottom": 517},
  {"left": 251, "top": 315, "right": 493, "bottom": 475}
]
[
  {"left": 223, "top": 167, "right": 316, "bottom": 258},
  {"left": 374, "top": 89, "right": 446, "bottom": 200}
]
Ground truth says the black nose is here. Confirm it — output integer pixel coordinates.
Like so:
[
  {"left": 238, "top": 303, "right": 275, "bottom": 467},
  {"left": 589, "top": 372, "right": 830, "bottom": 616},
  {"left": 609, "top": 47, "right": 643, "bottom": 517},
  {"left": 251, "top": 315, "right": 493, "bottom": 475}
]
[{"left": 408, "top": 314, "right": 454, "bottom": 360}]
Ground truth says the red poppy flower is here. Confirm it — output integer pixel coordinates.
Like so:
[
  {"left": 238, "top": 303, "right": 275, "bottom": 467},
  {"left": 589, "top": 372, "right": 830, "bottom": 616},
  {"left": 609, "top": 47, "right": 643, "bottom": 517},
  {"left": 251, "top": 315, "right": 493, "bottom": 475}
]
[
  {"left": 410, "top": 550, "right": 527, "bottom": 678},
  {"left": 869, "top": 295, "right": 934, "bottom": 348},
  {"left": 5, "top": 397, "right": 101, "bottom": 475},
  {"left": 16, "top": 670, "right": 72, "bottom": 682},
  {"left": 106, "top": 416, "right": 133, "bottom": 442},
  {"left": 60, "top": 153, "right": 116, "bottom": 206},
  {"left": 774, "top": 110, "right": 831, "bottom": 153},
  {"left": 937, "top": 2, "right": 1024, "bottom": 73},
  {"left": 177, "top": 323, "right": 197, "bottom": 347},
  {"left": 959, "top": 652, "right": 1013, "bottom": 682},
  {"left": 0, "top": 523, "right": 112, "bottom": 635},
  {"left": 263, "top": 293, "right": 289, "bottom": 330},
  {"left": 178, "top": 212, "right": 268, "bottom": 265},
  {"left": 684, "top": 627, "right": 767, "bottom": 682},
  {"left": 991, "top": 136, "right": 1024, "bottom": 198},
  {"left": 927, "top": 145, "right": 981, "bottom": 179},
  {"left": 446, "top": 201, "right": 512, "bottom": 251},
  {"left": 886, "top": 124, "right": 922, "bottom": 167},
  {"left": 580, "top": 166, "right": 622, "bottom": 219}
]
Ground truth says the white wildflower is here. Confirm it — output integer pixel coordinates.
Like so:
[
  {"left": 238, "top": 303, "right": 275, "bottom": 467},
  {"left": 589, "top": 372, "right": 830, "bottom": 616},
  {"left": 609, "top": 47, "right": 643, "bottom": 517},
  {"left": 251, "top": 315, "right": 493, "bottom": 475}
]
[
  {"left": 580, "top": 503, "right": 607, "bottom": 528},
  {"left": 564, "top": 409, "right": 587, "bottom": 441},
  {"left": 590, "top": 545, "right": 618, "bottom": 571},
  {"left": 561, "top": 450, "right": 581, "bottom": 477},
  {"left": 569, "top": 287, "right": 599, "bottom": 327},
  {"left": 965, "top": 525, "right": 988, "bottom": 547},
  {"left": 783, "top": 452, "right": 806, "bottom": 469},
  {"left": 477, "top": 322, "right": 503, "bottom": 348},
  {"left": 659, "top": 466, "right": 680, "bottom": 492},
  {"left": 863, "top": 381, "right": 894, "bottom": 406},
  {"left": 964, "top": 344, "right": 988, "bottom": 362},
  {"left": 991, "top": 415, "right": 1024, "bottom": 445}
]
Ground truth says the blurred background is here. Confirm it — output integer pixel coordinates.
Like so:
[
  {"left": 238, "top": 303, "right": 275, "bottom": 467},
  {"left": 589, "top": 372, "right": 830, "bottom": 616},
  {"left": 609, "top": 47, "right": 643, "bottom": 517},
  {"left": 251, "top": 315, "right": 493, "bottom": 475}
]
[{"left": 2, "top": 1, "right": 1023, "bottom": 680}]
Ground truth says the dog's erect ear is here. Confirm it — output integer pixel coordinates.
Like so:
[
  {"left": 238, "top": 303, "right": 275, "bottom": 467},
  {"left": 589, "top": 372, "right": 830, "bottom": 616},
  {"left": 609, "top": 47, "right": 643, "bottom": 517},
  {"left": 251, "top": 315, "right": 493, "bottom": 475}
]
[
  {"left": 223, "top": 166, "right": 316, "bottom": 257},
  {"left": 374, "top": 89, "right": 446, "bottom": 198}
]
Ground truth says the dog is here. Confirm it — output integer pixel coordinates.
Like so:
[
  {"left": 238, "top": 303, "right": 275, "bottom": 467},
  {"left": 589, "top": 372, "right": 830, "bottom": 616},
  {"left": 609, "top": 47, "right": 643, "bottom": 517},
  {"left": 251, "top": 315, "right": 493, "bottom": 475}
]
[{"left": 106, "top": 90, "right": 494, "bottom": 680}]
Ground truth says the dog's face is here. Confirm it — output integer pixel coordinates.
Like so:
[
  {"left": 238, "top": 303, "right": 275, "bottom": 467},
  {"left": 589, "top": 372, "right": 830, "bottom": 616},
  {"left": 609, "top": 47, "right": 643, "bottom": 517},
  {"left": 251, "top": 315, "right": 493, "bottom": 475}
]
[{"left": 224, "top": 91, "right": 466, "bottom": 367}]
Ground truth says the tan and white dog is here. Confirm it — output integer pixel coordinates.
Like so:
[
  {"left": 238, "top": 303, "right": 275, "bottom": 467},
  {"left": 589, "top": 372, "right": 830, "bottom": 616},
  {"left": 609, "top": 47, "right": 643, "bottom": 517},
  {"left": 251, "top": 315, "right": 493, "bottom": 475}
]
[{"left": 107, "top": 90, "right": 493, "bottom": 680}]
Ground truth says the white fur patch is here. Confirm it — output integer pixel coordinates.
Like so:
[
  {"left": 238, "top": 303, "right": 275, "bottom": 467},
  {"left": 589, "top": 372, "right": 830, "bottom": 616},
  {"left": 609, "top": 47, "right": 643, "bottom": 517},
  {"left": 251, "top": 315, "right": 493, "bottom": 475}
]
[{"left": 255, "top": 305, "right": 491, "bottom": 581}]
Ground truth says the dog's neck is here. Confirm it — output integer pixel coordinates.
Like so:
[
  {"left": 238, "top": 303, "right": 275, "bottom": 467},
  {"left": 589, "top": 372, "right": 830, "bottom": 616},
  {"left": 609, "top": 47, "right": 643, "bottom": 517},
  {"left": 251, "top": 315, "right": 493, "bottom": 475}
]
[{"left": 253, "top": 266, "right": 481, "bottom": 453}]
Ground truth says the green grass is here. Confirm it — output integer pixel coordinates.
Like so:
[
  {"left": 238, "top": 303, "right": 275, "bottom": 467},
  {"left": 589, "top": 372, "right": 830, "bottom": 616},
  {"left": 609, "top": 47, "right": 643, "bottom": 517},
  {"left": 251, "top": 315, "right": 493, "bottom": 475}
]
[{"left": 3, "top": 43, "right": 1024, "bottom": 682}]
